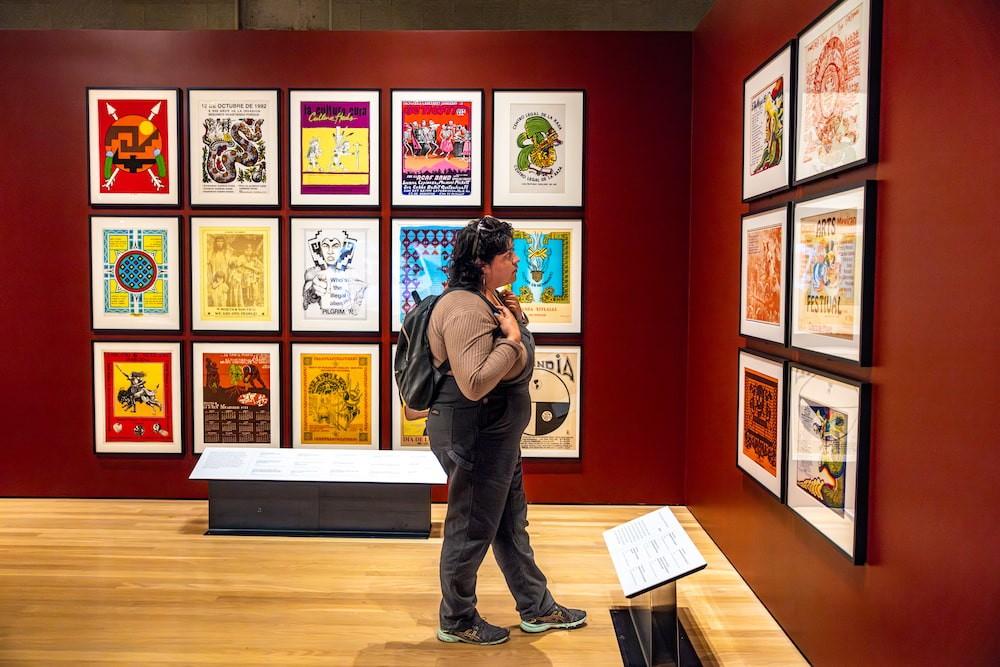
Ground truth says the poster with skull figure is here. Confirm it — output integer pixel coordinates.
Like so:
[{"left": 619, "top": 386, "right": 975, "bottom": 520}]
[
  {"left": 188, "top": 89, "right": 280, "bottom": 207},
  {"left": 87, "top": 88, "right": 180, "bottom": 206},
  {"left": 508, "top": 219, "right": 583, "bottom": 333}
]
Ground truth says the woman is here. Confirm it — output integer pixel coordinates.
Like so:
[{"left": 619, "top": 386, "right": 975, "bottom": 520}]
[{"left": 427, "top": 216, "right": 586, "bottom": 646}]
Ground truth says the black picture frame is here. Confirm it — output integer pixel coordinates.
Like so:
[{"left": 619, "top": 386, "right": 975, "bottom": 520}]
[
  {"left": 784, "top": 362, "right": 871, "bottom": 565},
  {"left": 739, "top": 202, "right": 791, "bottom": 345},
  {"left": 793, "top": 0, "right": 883, "bottom": 186},
  {"left": 736, "top": 348, "right": 788, "bottom": 500},
  {"left": 742, "top": 41, "right": 796, "bottom": 202}
]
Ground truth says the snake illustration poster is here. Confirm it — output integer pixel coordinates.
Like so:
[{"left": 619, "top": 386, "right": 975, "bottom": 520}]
[
  {"left": 292, "top": 344, "right": 380, "bottom": 449},
  {"left": 521, "top": 346, "right": 581, "bottom": 458},
  {"left": 90, "top": 216, "right": 180, "bottom": 331},
  {"left": 510, "top": 219, "right": 582, "bottom": 333},
  {"left": 93, "top": 341, "right": 182, "bottom": 453},
  {"left": 192, "top": 343, "right": 280, "bottom": 453},
  {"left": 290, "top": 90, "right": 379, "bottom": 206},
  {"left": 493, "top": 91, "right": 583, "bottom": 207},
  {"left": 188, "top": 89, "right": 279, "bottom": 206},
  {"left": 87, "top": 88, "right": 179, "bottom": 205}
]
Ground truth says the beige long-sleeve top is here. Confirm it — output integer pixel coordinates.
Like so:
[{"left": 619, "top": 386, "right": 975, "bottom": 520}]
[{"left": 428, "top": 290, "right": 527, "bottom": 401}]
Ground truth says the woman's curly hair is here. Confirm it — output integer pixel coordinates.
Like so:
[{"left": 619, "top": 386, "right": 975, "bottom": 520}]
[{"left": 447, "top": 216, "right": 514, "bottom": 290}]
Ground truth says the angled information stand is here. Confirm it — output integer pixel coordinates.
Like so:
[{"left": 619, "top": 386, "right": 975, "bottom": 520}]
[
  {"left": 604, "top": 507, "right": 708, "bottom": 667},
  {"left": 190, "top": 448, "right": 446, "bottom": 538}
]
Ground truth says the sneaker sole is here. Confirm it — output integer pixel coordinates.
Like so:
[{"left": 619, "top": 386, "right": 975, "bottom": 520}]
[
  {"left": 519, "top": 616, "right": 587, "bottom": 633},
  {"left": 436, "top": 628, "right": 510, "bottom": 645}
]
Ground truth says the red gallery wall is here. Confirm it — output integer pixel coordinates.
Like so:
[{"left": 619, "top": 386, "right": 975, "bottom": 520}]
[
  {"left": 687, "top": 0, "right": 1000, "bottom": 663},
  {"left": 0, "top": 31, "right": 691, "bottom": 503}
]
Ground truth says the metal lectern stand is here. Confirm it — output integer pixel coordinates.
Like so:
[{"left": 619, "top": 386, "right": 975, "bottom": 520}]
[{"left": 611, "top": 580, "right": 700, "bottom": 667}]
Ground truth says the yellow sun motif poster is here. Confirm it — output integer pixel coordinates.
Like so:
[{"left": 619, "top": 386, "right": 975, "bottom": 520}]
[{"left": 296, "top": 349, "right": 376, "bottom": 447}]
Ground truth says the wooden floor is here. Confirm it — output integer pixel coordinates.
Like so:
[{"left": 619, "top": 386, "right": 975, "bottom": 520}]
[{"left": 0, "top": 500, "right": 804, "bottom": 666}]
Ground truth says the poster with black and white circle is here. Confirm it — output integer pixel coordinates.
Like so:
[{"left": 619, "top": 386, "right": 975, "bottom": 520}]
[{"left": 522, "top": 346, "right": 581, "bottom": 458}]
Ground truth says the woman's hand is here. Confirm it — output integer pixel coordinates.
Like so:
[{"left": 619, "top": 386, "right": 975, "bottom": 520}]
[
  {"left": 496, "top": 305, "right": 522, "bottom": 343},
  {"left": 498, "top": 289, "right": 525, "bottom": 323}
]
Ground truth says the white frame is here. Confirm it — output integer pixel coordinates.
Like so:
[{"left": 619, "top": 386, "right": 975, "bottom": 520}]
[
  {"left": 390, "top": 218, "right": 467, "bottom": 332},
  {"left": 785, "top": 364, "right": 867, "bottom": 562},
  {"left": 290, "top": 218, "right": 380, "bottom": 333},
  {"left": 790, "top": 184, "right": 870, "bottom": 363},
  {"left": 742, "top": 44, "right": 793, "bottom": 201},
  {"left": 521, "top": 345, "right": 582, "bottom": 459},
  {"left": 739, "top": 205, "right": 788, "bottom": 344},
  {"left": 87, "top": 88, "right": 180, "bottom": 206},
  {"left": 389, "top": 344, "right": 431, "bottom": 451},
  {"left": 93, "top": 341, "right": 182, "bottom": 454},
  {"left": 188, "top": 89, "right": 280, "bottom": 207},
  {"left": 289, "top": 89, "right": 380, "bottom": 207},
  {"left": 795, "top": 0, "right": 878, "bottom": 184},
  {"left": 737, "top": 350, "right": 785, "bottom": 498},
  {"left": 291, "top": 343, "right": 380, "bottom": 450},
  {"left": 492, "top": 90, "right": 584, "bottom": 208},
  {"left": 508, "top": 218, "right": 583, "bottom": 333},
  {"left": 391, "top": 89, "right": 482, "bottom": 207},
  {"left": 90, "top": 216, "right": 181, "bottom": 331},
  {"left": 190, "top": 217, "right": 281, "bottom": 332},
  {"left": 191, "top": 342, "right": 281, "bottom": 454}
]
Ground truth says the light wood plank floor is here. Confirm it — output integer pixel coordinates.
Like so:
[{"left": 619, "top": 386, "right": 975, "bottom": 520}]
[{"left": 0, "top": 500, "right": 804, "bottom": 666}]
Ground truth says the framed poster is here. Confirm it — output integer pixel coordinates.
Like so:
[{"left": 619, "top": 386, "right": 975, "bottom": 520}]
[
  {"left": 92, "top": 341, "right": 182, "bottom": 454},
  {"left": 291, "top": 343, "right": 380, "bottom": 449},
  {"left": 188, "top": 89, "right": 280, "bottom": 207},
  {"left": 492, "top": 90, "right": 585, "bottom": 208},
  {"left": 737, "top": 349, "right": 786, "bottom": 498},
  {"left": 87, "top": 88, "right": 180, "bottom": 206},
  {"left": 391, "top": 89, "right": 483, "bottom": 207},
  {"left": 190, "top": 217, "right": 281, "bottom": 333},
  {"left": 390, "top": 344, "right": 430, "bottom": 451},
  {"left": 739, "top": 204, "right": 789, "bottom": 344},
  {"left": 191, "top": 342, "right": 281, "bottom": 453},
  {"left": 790, "top": 182, "right": 876, "bottom": 365},
  {"left": 89, "top": 216, "right": 181, "bottom": 331},
  {"left": 509, "top": 219, "right": 583, "bottom": 333},
  {"left": 794, "top": 0, "right": 882, "bottom": 185},
  {"left": 390, "top": 219, "right": 465, "bottom": 331},
  {"left": 291, "top": 218, "right": 380, "bottom": 333},
  {"left": 521, "top": 346, "right": 581, "bottom": 459},
  {"left": 289, "top": 89, "right": 380, "bottom": 207},
  {"left": 785, "top": 363, "right": 870, "bottom": 564},
  {"left": 742, "top": 43, "right": 794, "bottom": 201}
]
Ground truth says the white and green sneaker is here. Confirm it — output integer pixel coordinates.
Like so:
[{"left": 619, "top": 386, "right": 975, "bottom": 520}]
[{"left": 520, "top": 603, "right": 587, "bottom": 633}]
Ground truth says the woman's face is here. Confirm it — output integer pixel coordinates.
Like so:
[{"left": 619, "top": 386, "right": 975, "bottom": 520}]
[{"left": 482, "top": 238, "right": 518, "bottom": 290}]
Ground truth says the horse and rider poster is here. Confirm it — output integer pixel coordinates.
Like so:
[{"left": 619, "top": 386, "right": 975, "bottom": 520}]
[
  {"left": 188, "top": 89, "right": 280, "bottom": 207},
  {"left": 92, "top": 341, "right": 182, "bottom": 454}
]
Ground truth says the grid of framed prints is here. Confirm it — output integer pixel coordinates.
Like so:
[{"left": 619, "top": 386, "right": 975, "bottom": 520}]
[
  {"left": 191, "top": 342, "right": 281, "bottom": 453},
  {"left": 87, "top": 88, "right": 181, "bottom": 207},
  {"left": 187, "top": 89, "right": 280, "bottom": 207},
  {"left": 190, "top": 217, "right": 281, "bottom": 333},
  {"left": 492, "top": 90, "right": 585, "bottom": 208},
  {"left": 86, "top": 86, "right": 588, "bottom": 460},
  {"left": 290, "top": 218, "right": 380, "bottom": 333},
  {"left": 89, "top": 216, "right": 181, "bottom": 332},
  {"left": 289, "top": 89, "right": 380, "bottom": 207},
  {"left": 291, "top": 343, "right": 380, "bottom": 449},
  {"left": 736, "top": 0, "right": 882, "bottom": 564},
  {"left": 92, "top": 341, "right": 182, "bottom": 453},
  {"left": 391, "top": 89, "right": 483, "bottom": 207}
]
